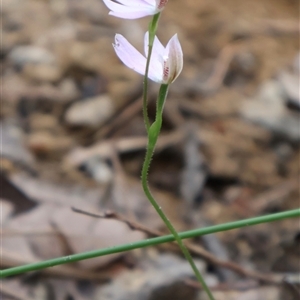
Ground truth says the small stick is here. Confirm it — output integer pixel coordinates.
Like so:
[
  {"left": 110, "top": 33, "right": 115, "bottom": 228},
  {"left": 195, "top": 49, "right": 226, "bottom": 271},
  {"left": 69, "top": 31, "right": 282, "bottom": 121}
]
[{"left": 71, "top": 207, "right": 279, "bottom": 284}]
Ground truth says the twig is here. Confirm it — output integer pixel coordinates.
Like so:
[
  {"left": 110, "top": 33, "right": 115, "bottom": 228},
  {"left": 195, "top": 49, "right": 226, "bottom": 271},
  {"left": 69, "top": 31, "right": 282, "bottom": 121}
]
[
  {"left": 185, "top": 278, "right": 259, "bottom": 291},
  {"left": 71, "top": 207, "right": 161, "bottom": 235},
  {"left": 247, "top": 19, "right": 300, "bottom": 35},
  {"left": 95, "top": 96, "right": 144, "bottom": 139},
  {"left": 203, "top": 43, "right": 245, "bottom": 92},
  {"left": 71, "top": 207, "right": 280, "bottom": 284},
  {"left": 231, "top": 179, "right": 298, "bottom": 217},
  {"left": 65, "top": 129, "right": 184, "bottom": 168},
  {"left": 251, "top": 179, "right": 298, "bottom": 213},
  {"left": 185, "top": 242, "right": 278, "bottom": 284}
]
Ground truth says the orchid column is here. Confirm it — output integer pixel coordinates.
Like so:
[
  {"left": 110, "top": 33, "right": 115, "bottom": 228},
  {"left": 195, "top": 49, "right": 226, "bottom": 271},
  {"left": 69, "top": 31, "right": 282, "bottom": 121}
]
[{"left": 102, "top": 2, "right": 215, "bottom": 299}]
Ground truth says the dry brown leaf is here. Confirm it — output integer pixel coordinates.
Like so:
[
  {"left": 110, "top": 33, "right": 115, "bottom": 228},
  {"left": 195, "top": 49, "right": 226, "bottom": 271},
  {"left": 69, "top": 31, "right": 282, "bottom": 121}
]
[
  {"left": 51, "top": 206, "right": 145, "bottom": 269},
  {"left": 0, "top": 199, "right": 14, "bottom": 225},
  {"left": 4, "top": 204, "right": 65, "bottom": 260},
  {"left": 9, "top": 172, "right": 104, "bottom": 207}
]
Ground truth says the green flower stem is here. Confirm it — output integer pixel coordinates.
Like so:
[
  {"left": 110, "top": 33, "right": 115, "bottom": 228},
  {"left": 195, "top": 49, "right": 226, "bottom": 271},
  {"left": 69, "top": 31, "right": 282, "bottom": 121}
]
[
  {"left": 1, "top": 209, "right": 299, "bottom": 278},
  {"left": 143, "top": 13, "right": 161, "bottom": 133},
  {"left": 142, "top": 84, "right": 215, "bottom": 300}
]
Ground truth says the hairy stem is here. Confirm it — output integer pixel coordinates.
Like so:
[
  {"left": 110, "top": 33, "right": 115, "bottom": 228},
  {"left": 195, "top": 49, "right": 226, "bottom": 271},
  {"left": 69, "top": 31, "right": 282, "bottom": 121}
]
[
  {"left": 143, "top": 13, "right": 161, "bottom": 133},
  {"left": 141, "top": 84, "right": 215, "bottom": 300}
]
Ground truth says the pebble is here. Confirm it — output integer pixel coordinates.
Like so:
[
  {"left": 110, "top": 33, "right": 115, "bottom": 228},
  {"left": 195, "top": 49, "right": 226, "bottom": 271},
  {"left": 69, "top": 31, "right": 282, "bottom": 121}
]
[
  {"left": 65, "top": 94, "right": 115, "bottom": 127},
  {"left": 2, "top": 74, "right": 78, "bottom": 104},
  {"left": 27, "top": 131, "right": 73, "bottom": 156},
  {"left": 8, "top": 45, "right": 63, "bottom": 83},
  {"left": 240, "top": 80, "right": 300, "bottom": 141},
  {"left": 57, "top": 78, "right": 79, "bottom": 102},
  {"left": 1, "top": 120, "right": 35, "bottom": 166},
  {"left": 278, "top": 52, "right": 300, "bottom": 109},
  {"left": 84, "top": 157, "right": 114, "bottom": 184},
  {"left": 9, "top": 45, "right": 56, "bottom": 67},
  {"left": 22, "top": 63, "right": 62, "bottom": 83}
]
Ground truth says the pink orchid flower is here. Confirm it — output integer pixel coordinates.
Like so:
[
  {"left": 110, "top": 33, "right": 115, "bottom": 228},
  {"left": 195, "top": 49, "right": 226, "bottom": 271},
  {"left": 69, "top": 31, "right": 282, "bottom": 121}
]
[
  {"left": 102, "top": 0, "right": 168, "bottom": 19},
  {"left": 113, "top": 32, "right": 183, "bottom": 84}
]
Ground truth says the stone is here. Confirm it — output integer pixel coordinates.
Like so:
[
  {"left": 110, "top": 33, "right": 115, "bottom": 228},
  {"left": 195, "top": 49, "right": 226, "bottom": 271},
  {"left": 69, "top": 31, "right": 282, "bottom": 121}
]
[
  {"left": 8, "top": 45, "right": 63, "bottom": 83},
  {"left": 68, "top": 38, "right": 114, "bottom": 74},
  {"left": 240, "top": 80, "right": 300, "bottom": 141},
  {"left": 27, "top": 131, "right": 73, "bottom": 156},
  {"left": 57, "top": 78, "right": 79, "bottom": 102},
  {"left": 2, "top": 74, "right": 78, "bottom": 105},
  {"left": 65, "top": 94, "right": 115, "bottom": 127},
  {"left": 1, "top": 120, "right": 35, "bottom": 166},
  {"left": 84, "top": 157, "right": 114, "bottom": 184},
  {"left": 278, "top": 55, "right": 300, "bottom": 109},
  {"left": 9, "top": 45, "right": 56, "bottom": 67},
  {"left": 29, "top": 114, "right": 58, "bottom": 131},
  {"left": 22, "top": 63, "right": 62, "bottom": 83}
]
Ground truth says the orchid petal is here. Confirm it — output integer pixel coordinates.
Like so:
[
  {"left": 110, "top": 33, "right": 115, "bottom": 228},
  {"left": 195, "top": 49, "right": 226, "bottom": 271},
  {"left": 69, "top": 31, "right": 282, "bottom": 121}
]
[
  {"left": 102, "top": 0, "right": 148, "bottom": 13},
  {"left": 113, "top": 34, "right": 146, "bottom": 76},
  {"left": 114, "top": 0, "right": 153, "bottom": 9},
  {"left": 102, "top": 0, "right": 159, "bottom": 19},
  {"left": 109, "top": 10, "right": 153, "bottom": 19},
  {"left": 155, "top": 0, "right": 168, "bottom": 10},
  {"left": 147, "top": 57, "right": 163, "bottom": 83},
  {"left": 165, "top": 34, "right": 183, "bottom": 83},
  {"left": 143, "top": 32, "right": 164, "bottom": 82},
  {"left": 144, "top": 32, "right": 164, "bottom": 60},
  {"left": 113, "top": 33, "right": 182, "bottom": 84},
  {"left": 143, "top": 0, "right": 156, "bottom": 5}
]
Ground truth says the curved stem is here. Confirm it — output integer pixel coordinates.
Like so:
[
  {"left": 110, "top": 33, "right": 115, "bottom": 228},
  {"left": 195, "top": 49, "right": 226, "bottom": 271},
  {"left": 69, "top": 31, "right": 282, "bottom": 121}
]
[
  {"left": 141, "top": 84, "right": 215, "bottom": 300},
  {"left": 143, "top": 13, "right": 161, "bottom": 133}
]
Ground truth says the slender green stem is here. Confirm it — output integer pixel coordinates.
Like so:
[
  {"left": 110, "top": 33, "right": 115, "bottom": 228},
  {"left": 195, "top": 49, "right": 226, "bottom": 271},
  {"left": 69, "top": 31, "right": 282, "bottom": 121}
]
[
  {"left": 1, "top": 209, "right": 299, "bottom": 278},
  {"left": 142, "top": 84, "right": 215, "bottom": 300},
  {"left": 143, "top": 13, "right": 161, "bottom": 133}
]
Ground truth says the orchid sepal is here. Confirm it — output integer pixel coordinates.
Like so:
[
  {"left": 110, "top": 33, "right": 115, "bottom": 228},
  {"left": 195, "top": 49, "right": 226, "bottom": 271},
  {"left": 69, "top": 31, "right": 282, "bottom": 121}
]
[
  {"left": 113, "top": 32, "right": 183, "bottom": 84},
  {"left": 102, "top": 0, "right": 168, "bottom": 19}
]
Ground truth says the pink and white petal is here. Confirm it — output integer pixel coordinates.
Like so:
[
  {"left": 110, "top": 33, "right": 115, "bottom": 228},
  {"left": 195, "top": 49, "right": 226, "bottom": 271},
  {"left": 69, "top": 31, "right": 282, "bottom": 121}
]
[
  {"left": 152, "top": 36, "right": 165, "bottom": 63},
  {"left": 115, "top": 0, "right": 153, "bottom": 9},
  {"left": 155, "top": 0, "right": 168, "bottom": 10},
  {"left": 110, "top": 10, "right": 153, "bottom": 19},
  {"left": 165, "top": 34, "right": 183, "bottom": 82},
  {"left": 143, "top": 0, "right": 156, "bottom": 5},
  {"left": 143, "top": 32, "right": 165, "bottom": 82},
  {"left": 102, "top": 0, "right": 127, "bottom": 12},
  {"left": 113, "top": 34, "right": 146, "bottom": 76},
  {"left": 165, "top": 34, "right": 183, "bottom": 63},
  {"left": 144, "top": 32, "right": 164, "bottom": 62},
  {"left": 103, "top": 0, "right": 148, "bottom": 13},
  {"left": 148, "top": 60, "right": 163, "bottom": 82}
]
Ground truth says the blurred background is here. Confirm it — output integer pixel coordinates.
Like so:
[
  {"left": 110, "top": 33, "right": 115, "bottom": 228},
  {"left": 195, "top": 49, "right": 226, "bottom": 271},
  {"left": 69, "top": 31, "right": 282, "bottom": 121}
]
[{"left": 1, "top": 0, "right": 299, "bottom": 299}]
